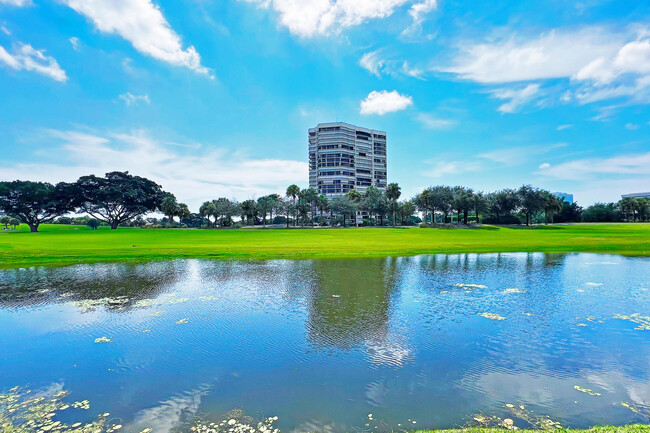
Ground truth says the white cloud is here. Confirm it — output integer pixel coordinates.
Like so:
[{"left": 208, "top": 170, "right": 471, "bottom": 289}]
[
  {"left": 490, "top": 84, "right": 540, "bottom": 113},
  {"left": 443, "top": 27, "right": 623, "bottom": 84},
  {"left": 416, "top": 112, "right": 456, "bottom": 130},
  {"left": 359, "top": 49, "right": 386, "bottom": 76},
  {"left": 625, "top": 123, "right": 639, "bottom": 130},
  {"left": 69, "top": 37, "right": 80, "bottom": 51},
  {"left": 63, "top": 0, "right": 210, "bottom": 75},
  {"left": 557, "top": 124, "right": 573, "bottom": 131},
  {"left": 119, "top": 92, "right": 151, "bottom": 106},
  {"left": 478, "top": 142, "right": 566, "bottom": 166},
  {"left": 0, "top": 0, "right": 31, "bottom": 6},
  {"left": 538, "top": 162, "right": 551, "bottom": 169},
  {"left": 239, "top": 0, "right": 409, "bottom": 38},
  {"left": 403, "top": 0, "right": 437, "bottom": 36},
  {"left": 0, "top": 42, "right": 67, "bottom": 82},
  {"left": 537, "top": 152, "right": 650, "bottom": 181},
  {"left": 401, "top": 61, "right": 425, "bottom": 79},
  {"left": 360, "top": 90, "right": 413, "bottom": 115},
  {"left": 0, "top": 129, "right": 308, "bottom": 209},
  {"left": 443, "top": 25, "right": 650, "bottom": 106},
  {"left": 421, "top": 159, "right": 482, "bottom": 178},
  {"left": 1, "top": 26, "right": 11, "bottom": 36}
]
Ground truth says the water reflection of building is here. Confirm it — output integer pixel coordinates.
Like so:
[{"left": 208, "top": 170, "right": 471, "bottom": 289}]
[{"left": 305, "top": 258, "right": 400, "bottom": 351}]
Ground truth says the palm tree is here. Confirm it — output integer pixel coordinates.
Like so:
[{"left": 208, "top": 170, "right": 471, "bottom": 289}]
[
  {"left": 316, "top": 194, "right": 330, "bottom": 226},
  {"left": 543, "top": 193, "right": 564, "bottom": 224},
  {"left": 286, "top": 184, "right": 300, "bottom": 226},
  {"left": 385, "top": 183, "right": 401, "bottom": 226},
  {"left": 302, "top": 188, "right": 318, "bottom": 226}
]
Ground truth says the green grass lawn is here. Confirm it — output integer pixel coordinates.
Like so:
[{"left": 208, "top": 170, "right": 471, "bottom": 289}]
[
  {"left": 412, "top": 427, "right": 650, "bottom": 433},
  {"left": 0, "top": 223, "right": 648, "bottom": 269}
]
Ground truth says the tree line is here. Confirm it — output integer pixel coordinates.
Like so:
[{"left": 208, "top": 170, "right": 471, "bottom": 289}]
[{"left": 0, "top": 171, "right": 648, "bottom": 232}]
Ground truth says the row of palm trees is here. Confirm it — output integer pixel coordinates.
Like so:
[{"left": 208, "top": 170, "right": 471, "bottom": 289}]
[
  {"left": 196, "top": 183, "right": 573, "bottom": 228},
  {"left": 198, "top": 183, "right": 404, "bottom": 227}
]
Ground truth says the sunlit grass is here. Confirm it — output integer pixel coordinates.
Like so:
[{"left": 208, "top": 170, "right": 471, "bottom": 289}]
[{"left": 0, "top": 223, "right": 648, "bottom": 269}]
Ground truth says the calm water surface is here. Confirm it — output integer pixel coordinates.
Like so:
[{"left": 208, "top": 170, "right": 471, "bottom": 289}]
[{"left": 1, "top": 253, "right": 649, "bottom": 432}]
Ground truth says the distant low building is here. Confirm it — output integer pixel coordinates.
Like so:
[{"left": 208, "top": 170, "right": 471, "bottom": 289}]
[
  {"left": 622, "top": 192, "right": 650, "bottom": 200},
  {"left": 551, "top": 192, "right": 574, "bottom": 204}
]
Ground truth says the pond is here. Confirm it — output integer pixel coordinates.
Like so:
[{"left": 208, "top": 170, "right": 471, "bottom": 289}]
[{"left": 0, "top": 253, "right": 649, "bottom": 432}]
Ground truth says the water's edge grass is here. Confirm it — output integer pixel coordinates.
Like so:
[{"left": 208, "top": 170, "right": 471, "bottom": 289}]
[{"left": 0, "top": 223, "right": 648, "bottom": 269}]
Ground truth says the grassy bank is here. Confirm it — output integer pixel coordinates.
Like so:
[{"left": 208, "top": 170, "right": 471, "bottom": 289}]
[
  {"left": 412, "top": 427, "right": 650, "bottom": 433},
  {"left": 0, "top": 223, "right": 648, "bottom": 269}
]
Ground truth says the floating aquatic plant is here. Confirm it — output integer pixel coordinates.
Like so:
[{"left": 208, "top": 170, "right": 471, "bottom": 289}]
[
  {"left": 478, "top": 312, "right": 506, "bottom": 321},
  {"left": 192, "top": 410, "right": 279, "bottom": 433},
  {"left": 620, "top": 401, "right": 650, "bottom": 420},
  {"left": 469, "top": 403, "right": 561, "bottom": 430},
  {"left": 0, "top": 385, "right": 127, "bottom": 433},
  {"left": 176, "top": 318, "right": 190, "bottom": 325},
  {"left": 454, "top": 283, "right": 487, "bottom": 289},
  {"left": 94, "top": 337, "right": 112, "bottom": 343},
  {"left": 502, "top": 288, "right": 526, "bottom": 294},
  {"left": 574, "top": 385, "right": 601, "bottom": 396}
]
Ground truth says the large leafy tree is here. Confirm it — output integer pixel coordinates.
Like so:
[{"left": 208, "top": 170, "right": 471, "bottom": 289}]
[
  {"left": 0, "top": 181, "right": 76, "bottom": 232},
  {"left": 199, "top": 201, "right": 217, "bottom": 227},
  {"left": 543, "top": 192, "right": 564, "bottom": 224},
  {"left": 257, "top": 196, "right": 274, "bottom": 227},
  {"left": 331, "top": 196, "right": 357, "bottom": 228},
  {"left": 488, "top": 189, "right": 520, "bottom": 223},
  {"left": 73, "top": 171, "right": 166, "bottom": 230},
  {"left": 240, "top": 199, "right": 257, "bottom": 225},
  {"left": 518, "top": 185, "right": 546, "bottom": 226},
  {"left": 301, "top": 188, "right": 318, "bottom": 226}
]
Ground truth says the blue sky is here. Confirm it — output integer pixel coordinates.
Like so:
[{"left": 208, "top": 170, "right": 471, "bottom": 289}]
[{"left": 0, "top": 0, "right": 649, "bottom": 208}]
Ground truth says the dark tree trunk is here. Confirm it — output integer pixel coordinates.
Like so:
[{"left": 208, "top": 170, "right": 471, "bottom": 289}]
[
  {"left": 111, "top": 221, "right": 119, "bottom": 230},
  {"left": 475, "top": 207, "right": 480, "bottom": 224},
  {"left": 28, "top": 223, "right": 39, "bottom": 233},
  {"left": 464, "top": 211, "right": 468, "bottom": 225}
]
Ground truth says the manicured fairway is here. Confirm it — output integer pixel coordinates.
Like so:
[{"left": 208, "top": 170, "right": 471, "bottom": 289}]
[
  {"left": 412, "top": 427, "right": 650, "bottom": 433},
  {"left": 0, "top": 223, "right": 648, "bottom": 268}
]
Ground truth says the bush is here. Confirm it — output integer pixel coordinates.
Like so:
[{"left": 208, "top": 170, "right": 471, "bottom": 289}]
[{"left": 86, "top": 218, "right": 101, "bottom": 230}]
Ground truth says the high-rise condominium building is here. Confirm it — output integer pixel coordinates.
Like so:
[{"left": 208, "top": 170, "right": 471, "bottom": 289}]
[{"left": 308, "top": 122, "right": 387, "bottom": 197}]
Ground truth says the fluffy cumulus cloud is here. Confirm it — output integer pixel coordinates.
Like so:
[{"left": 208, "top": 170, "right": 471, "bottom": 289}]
[
  {"left": 360, "top": 90, "right": 413, "bottom": 115},
  {"left": 0, "top": 42, "right": 67, "bottom": 82},
  {"left": 0, "top": 129, "right": 308, "bottom": 209},
  {"left": 63, "top": 0, "right": 210, "bottom": 75},
  {"left": 443, "top": 25, "right": 650, "bottom": 106},
  {"left": 240, "top": 0, "right": 412, "bottom": 38}
]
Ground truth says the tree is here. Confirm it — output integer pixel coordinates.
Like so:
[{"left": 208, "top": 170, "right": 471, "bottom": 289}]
[
  {"left": 0, "top": 215, "right": 11, "bottom": 230},
  {"left": 430, "top": 186, "right": 453, "bottom": 223},
  {"left": 86, "top": 218, "right": 101, "bottom": 230},
  {"left": 543, "top": 193, "right": 564, "bottom": 224},
  {"left": 488, "top": 189, "right": 520, "bottom": 224},
  {"left": 452, "top": 186, "right": 474, "bottom": 224},
  {"left": 316, "top": 194, "right": 330, "bottom": 225},
  {"left": 399, "top": 200, "right": 415, "bottom": 225},
  {"left": 286, "top": 184, "right": 300, "bottom": 227},
  {"left": 199, "top": 201, "right": 217, "bottom": 227},
  {"left": 331, "top": 196, "right": 357, "bottom": 228},
  {"left": 385, "top": 183, "right": 401, "bottom": 227},
  {"left": 257, "top": 196, "right": 274, "bottom": 227},
  {"left": 518, "top": 185, "right": 545, "bottom": 226},
  {"left": 0, "top": 181, "right": 76, "bottom": 232},
  {"left": 240, "top": 199, "right": 257, "bottom": 225},
  {"left": 73, "top": 172, "right": 165, "bottom": 230},
  {"left": 176, "top": 203, "right": 190, "bottom": 225},
  {"left": 301, "top": 188, "right": 318, "bottom": 226},
  {"left": 414, "top": 189, "right": 432, "bottom": 224},
  {"left": 581, "top": 203, "right": 622, "bottom": 222},
  {"left": 554, "top": 201, "right": 583, "bottom": 223},
  {"left": 619, "top": 197, "right": 638, "bottom": 222},
  {"left": 473, "top": 192, "right": 486, "bottom": 224},
  {"left": 9, "top": 218, "right": 20, "bottom": 230},
  {"left": 160, "top": 194, "right": 178, "bottom": 224},
  {"left": 362, "top": 186, "right": 387, "bottom": 226}
]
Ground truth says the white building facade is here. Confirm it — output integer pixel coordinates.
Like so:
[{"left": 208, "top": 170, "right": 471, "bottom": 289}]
[{"left": 308, "top": 122, "right": 387, "bottom": 197}]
